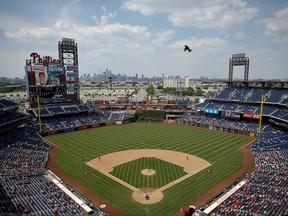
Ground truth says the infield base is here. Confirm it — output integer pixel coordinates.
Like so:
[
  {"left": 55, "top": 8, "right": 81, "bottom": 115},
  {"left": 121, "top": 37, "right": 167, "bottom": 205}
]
[{"left": 132, "top": 188, "right": 163, "bottom": 204}]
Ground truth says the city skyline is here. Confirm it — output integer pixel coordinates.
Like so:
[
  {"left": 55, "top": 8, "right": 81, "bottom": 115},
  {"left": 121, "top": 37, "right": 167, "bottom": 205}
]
[{"left": 0, "top": 0, "right": 287, "bottom": 80}]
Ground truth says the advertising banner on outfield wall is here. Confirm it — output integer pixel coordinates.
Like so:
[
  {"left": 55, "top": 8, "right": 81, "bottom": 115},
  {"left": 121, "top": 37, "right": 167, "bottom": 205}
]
[
  {"left": 99, "top": 122, "right": 106, "bottom": 127},
  {"left": 164, "top": 120, "right": 175, "bottom": 124},
  {"left": 115, "top": 121, "right": 122, "bottom": 125},
  {"left": 92, "top": 123, "right": 99, "bottom": 128},
  {"left": 106, "top": 121, "right": 113, "bottom": 126},
  {"left": 64, "top": 128, "right": 74, "bottom": 133},
  {"left": 243, "top": 113, "right": 260, "bottom": 119},
  {"left": 79, "top": 126, "right": 88, "bottom": 130}
]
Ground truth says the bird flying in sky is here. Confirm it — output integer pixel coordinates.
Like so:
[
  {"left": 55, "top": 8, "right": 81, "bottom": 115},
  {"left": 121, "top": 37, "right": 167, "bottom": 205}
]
[{"left": 184, "top": 45, "right": 192, "bottom": 52}]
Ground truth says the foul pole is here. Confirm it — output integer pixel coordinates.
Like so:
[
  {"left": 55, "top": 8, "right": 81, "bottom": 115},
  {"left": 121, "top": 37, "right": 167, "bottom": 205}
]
[
  {"left": 37, "top": 95, "right": 42, "bottom": 133},
  {"left": 258, "top": 95, "right": 264, "bottom": 139}
]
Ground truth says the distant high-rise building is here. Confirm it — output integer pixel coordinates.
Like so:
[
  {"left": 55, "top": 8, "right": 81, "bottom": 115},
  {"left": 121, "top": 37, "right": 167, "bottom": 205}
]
[
  {"left": 184, "top": 76, "right": 189, "bottom": 88},
  {"left": 163, "top": 76, "right": 189, "bottom": 88}
]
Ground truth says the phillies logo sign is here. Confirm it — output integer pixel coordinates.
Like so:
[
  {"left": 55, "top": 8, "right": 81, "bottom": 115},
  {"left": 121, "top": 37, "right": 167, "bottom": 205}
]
[{"left": 26, "top": 52, "right": 61, "bottom": 65}]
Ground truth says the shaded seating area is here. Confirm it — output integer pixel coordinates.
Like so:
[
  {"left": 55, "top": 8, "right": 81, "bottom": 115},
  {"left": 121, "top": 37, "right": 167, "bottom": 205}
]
[
  {"left": 1, "top": 176, "right": 86, "bottom": 215},
  {"left": 0, "top": 117, "right": 108, "bottom": 216},
  {"left": 0, "top": 112, "right": 29, "bottom": 127},
  {"left": 1, "top": 120, "right": 51, "bottom": 151},
  {"left": 0, "top": 99, "right": 19, "bottom": 111}
]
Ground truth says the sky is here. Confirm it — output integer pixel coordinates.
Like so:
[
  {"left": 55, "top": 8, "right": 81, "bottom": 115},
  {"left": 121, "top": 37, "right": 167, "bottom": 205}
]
[{"left": 0, "top": 0, "right": 287, "bottom": 80}]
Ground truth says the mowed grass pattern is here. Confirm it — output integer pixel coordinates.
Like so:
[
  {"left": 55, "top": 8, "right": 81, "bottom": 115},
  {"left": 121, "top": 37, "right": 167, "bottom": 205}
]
[
  {"left": 111, "top": 157, "right": 187, "bottom": 188},
  {"left": 46, "top": 123, "right": 252, "bottom": 216}
]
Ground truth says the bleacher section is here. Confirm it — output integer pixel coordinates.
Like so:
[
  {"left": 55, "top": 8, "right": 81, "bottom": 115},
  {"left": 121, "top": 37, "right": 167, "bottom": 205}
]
[
  {"left": 185, "top": 86, "right": 288, "bottom": 215},
  {"left": 213, "top": 87, "right": 288, "bottom": 105},
  {"left": 0, "top": 112, "right": 29, "bottom": 127},
  {"left": 205, "top": 149, "right": 288, "bottom": 216},
  {"left": 0, "top": 175, "right": 90, "bottom": 215},
  {"left": 0, "top": 118, "right": 107, "bottom": 215},
  {"left": 196, "top": 87, "right": 288, "bottom": 123},
  {"left": 32, "top": 104, "right": 103, "bottom": 117},
  {"left": 0, "top": 99, "right": 19, "bottom": 111},
  {"left": 0, "top": 99, "right": 30, "bottom": 131},
  {"left": 63, "top": 106, "right": 80, "bottom": 114},
  {"left": 0, "top": 85, "right": 287, "bottom": 216},
  {"left": 41, "top": 111, "right": 135, "bottom": 132},
  {"left": 181, "top": 116, "right": 261, "bottom": 133},
  {"left": 180, "top": 113, "right": 288, "bottom": 216}
]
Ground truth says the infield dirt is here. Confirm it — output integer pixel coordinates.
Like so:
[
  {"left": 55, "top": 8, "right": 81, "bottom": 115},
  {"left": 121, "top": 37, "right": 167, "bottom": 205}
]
[{"left": 86, "top": 149, "right": 211, "bottom": 204}]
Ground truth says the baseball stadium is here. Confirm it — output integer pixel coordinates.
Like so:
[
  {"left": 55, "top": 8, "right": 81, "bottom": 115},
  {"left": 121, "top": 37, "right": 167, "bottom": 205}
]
[{"left": 0, "top": 39, "right": 287, "bottom": 216}]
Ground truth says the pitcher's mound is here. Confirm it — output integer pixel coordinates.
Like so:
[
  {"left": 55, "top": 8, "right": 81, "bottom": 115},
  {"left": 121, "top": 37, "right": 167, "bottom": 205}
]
[
  {"left": 141, "top": 169, "right": 155, "bottom": 176},
  {"left": 132, "top": 188, "right": 163, "bottom": 204}
]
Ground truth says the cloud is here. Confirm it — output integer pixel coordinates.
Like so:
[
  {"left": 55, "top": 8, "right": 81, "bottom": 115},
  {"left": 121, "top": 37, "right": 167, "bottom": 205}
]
[
  {"left": 233, "top": 32, "right": 249, "bottom": 39},
  {"left": 0, "top": 13, "right": 34, "bottom": 32},
  {"left": 4, "top": 19, "right": 151, "bottom": 46},
  {"left": 5, "top": 27, "right": 55, "bottom": 43},
  {"left": 264, "top": 7, "right": 288, "bottom": 43},
  {"left": 122, "top": 0, "right": 158, "bottom": 16},
  {"left": 122, "top": 0, "right": 258, "bottom": 28},
  {"left": 93, "top": 6, "right": 117, "bottom": 26}
]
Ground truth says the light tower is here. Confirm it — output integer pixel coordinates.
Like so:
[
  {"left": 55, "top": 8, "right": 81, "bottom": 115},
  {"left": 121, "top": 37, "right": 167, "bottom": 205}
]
[
  {"left": 228, "top": 53, "right": 249, "bottom": 82},
  {"left": 58, "top": 38, "right": 80, "bottom": 102}
]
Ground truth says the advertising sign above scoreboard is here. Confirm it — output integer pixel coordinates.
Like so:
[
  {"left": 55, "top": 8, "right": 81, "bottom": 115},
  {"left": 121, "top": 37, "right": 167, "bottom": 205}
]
[
  {"left": 47, "top": 66, "right": 65, "bottom": 72},
  {"left": 232, "top": 53, "right": 245, "bottom": 58},
  {"left": 66, "top": 65, "right": 78, "bottom": 71},
  {"left": 26, "top": 52, "right": 61, "bottom": 66}
]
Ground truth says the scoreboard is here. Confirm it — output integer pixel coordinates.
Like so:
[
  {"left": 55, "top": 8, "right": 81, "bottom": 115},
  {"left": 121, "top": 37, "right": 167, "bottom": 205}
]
[
  {"left": 28, "top": 86, "right": 67, "bottom": 97},
  {"left": 25, "top": 65, "right": 66, "bottom": 95},
  {"left": 25, "top": 52, "right": 79, "bottom": 108}
]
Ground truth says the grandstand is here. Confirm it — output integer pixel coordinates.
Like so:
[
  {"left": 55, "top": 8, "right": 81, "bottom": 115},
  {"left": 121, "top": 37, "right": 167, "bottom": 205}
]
[
  {"left": 1, "top": 81, "right": 287, "bottom": 215},
  {"left": 0, "top": 44, "right": 287, "bottom": 215},
  {"left": 176, "top": 80, "right": 288, "bottom": 215},
  {"left": 0, "top": 98, "right": 113, "bottom": 215}
]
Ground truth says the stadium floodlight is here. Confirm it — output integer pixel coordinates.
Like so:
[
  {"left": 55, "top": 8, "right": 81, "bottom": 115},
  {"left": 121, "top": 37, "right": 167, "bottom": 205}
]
[{"left": 228, "top": 53, "right": 249, "bottom": 82}]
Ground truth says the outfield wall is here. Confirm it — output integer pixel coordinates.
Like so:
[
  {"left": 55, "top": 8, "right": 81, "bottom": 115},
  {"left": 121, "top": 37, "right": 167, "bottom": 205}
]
[
  {"left": 41, "top": 118, "right": 135, "bottom": 137},
  {"left": 177, "top": 119, "right": 252, "bottom": 136}
]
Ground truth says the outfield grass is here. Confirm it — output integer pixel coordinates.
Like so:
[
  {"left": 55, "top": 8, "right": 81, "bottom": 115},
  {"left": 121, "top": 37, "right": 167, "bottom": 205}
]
[{"left": 46, "top": 123, "right": 252, "bottom": 216}]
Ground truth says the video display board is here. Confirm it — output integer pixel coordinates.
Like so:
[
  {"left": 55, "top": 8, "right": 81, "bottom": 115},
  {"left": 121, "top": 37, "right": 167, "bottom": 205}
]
[
  {"left": 204, "top": 108, "right": 219, "bottom": 115},
  {"left": 25, "top": 53, "right": 72, "bottom": 108},
  {"left": 26, "top": 65, "right": 66, "bottom": 87}
]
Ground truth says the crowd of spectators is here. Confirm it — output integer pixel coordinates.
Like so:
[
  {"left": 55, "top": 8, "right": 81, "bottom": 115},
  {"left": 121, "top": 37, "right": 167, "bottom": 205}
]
[
  {"left": 204, "top": 148, "right": 288, "bottom": 216},
  {"left": 0, "top": 112, "right": 29, "bottom": 127},
  {"left": 195, "top": 100, "right": 288, "bottom": 122},
  {"left": 1, "top": 90, "right": 288, "bottom": 215},
  {"left": 187, "top": 115, "right": 288, "bottom": 215},
  {"left": 0, "top": 117, "right": 108, "bottom": 215},
  {"left": 0, "top": 120, "right": 50, "bottom": 151},
  {"left": 181, "top": 115, "right": 262, "bottom": 132},
  {"left": 195, "top": 87, "right": 288, "bottom": 124},
  {"left": 212, "top": 87, "right": 288, "bottom": 105},
  {"left": 0, "top": 147, "right": 47, "bottom": 178},
  {"left": 0, "top": 175, "right": 87, "bottom": 215},
  {"left": 41, "top": 111, "right": 135, "bottom": 132}
]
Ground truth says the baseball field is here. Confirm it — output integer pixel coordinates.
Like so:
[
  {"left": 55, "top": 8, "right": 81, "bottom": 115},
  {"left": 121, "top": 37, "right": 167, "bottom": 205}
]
[{"left": 46, "top": 123, "right": 254, "bottom": 216}]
